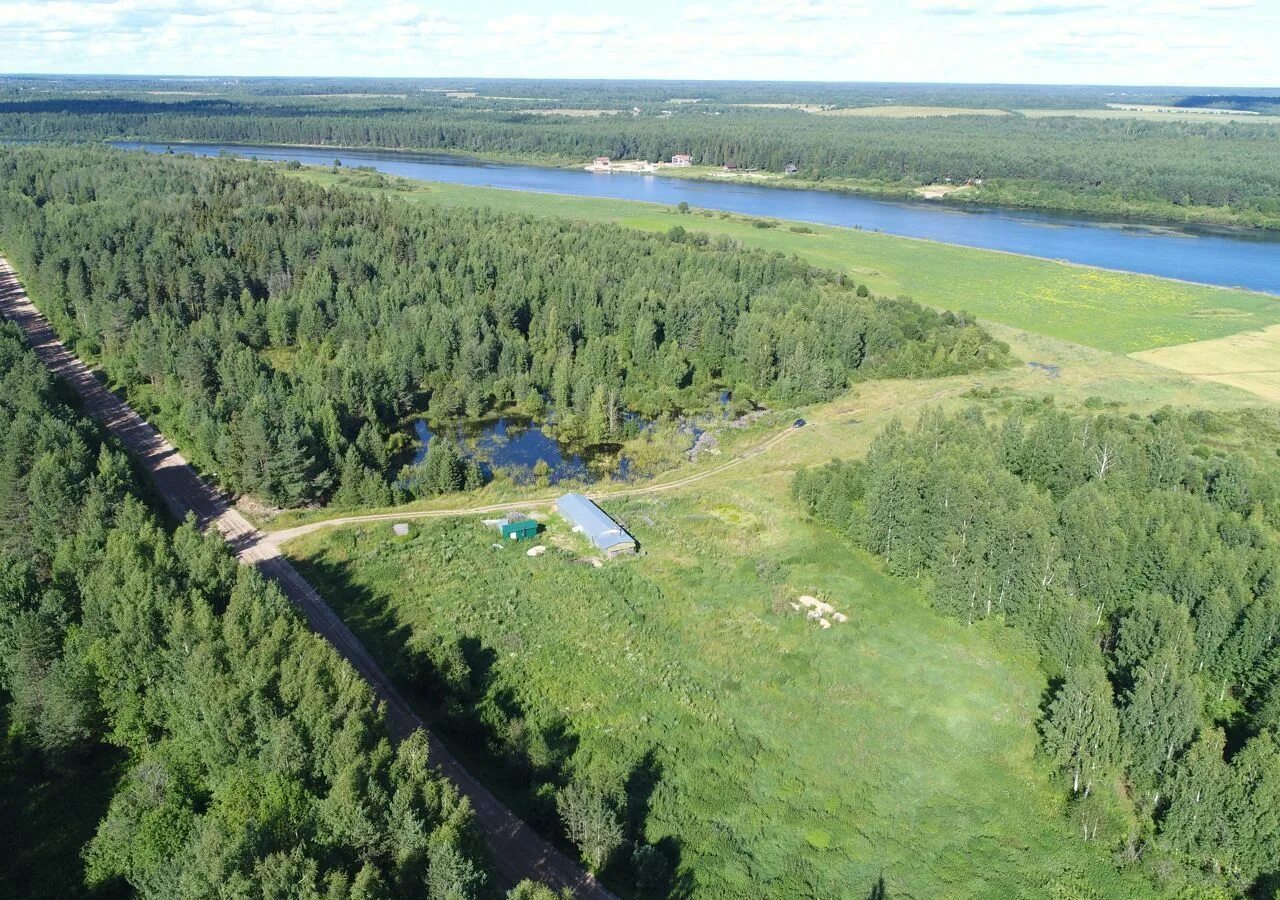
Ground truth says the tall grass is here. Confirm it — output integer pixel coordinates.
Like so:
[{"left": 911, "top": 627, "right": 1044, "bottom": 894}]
[{"left": 290, "top": 490, "right": 1156, "bottom": 898}]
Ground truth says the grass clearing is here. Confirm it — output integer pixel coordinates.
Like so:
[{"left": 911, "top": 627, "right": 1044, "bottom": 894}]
[
  {"left": 291, "top": 168, "right": 1280, "bottom": 355},
  {"left": 815, "top": 105, "right": 1012, "bottom": 118},
  {"left": 1131, "top": 323, "right": 1280, "bottom": 402},
  {"left": 730, "top": 104, "right": 1011, "bottom": 117},
  {"left": 287, "top": 485, "right": 1156, "bottom": 899},
  {"left": 518, "top": 108, "right": 620, "bottom": 117}
]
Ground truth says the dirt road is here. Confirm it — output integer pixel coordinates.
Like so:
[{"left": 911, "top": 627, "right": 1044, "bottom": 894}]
[
  {"left": 263, "top": 417, "right": 810, "bottom": 546},
  {"left": 0, "top": 258, "right": 612, "bottom": 899},
  {"left": 262, "top": 384, "right": 963, "bottom": 549}
]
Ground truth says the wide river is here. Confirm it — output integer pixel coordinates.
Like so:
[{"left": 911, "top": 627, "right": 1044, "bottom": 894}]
[{"left": 119, "top": 142, "right": 1280, "bottom": 295}]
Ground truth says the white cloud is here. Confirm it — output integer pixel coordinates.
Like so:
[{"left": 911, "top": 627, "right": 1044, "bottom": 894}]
[
  {"left": 911, "top": 0, "right": 980, "bottom": 14},
  {"left": 0, "top": 0, "right": 1274, "bottom": 85}
]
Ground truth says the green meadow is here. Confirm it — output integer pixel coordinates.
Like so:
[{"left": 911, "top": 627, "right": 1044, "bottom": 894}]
[
  {"left": 293, "top": 168, "right": 1280, "bottom": 355},
  {"left": 288, "top": 487, "right": 1157, "bottom": 900}
]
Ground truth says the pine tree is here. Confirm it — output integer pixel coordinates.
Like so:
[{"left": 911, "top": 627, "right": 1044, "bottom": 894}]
[{"left": 268, "top": 412, "right": 319, "bottom": 507}]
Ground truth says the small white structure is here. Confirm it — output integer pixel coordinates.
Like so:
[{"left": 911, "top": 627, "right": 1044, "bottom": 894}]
[
  {"left": 671, "top": 154, "right": 692, "bottom": 166},
  {"left": 393, "top": 523, "right": 410, "bottom": 536}
]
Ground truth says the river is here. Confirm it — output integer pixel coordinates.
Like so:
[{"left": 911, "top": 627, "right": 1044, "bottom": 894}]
[{"left": 117, "top": 142, "right": 1280, "bottom": 295}]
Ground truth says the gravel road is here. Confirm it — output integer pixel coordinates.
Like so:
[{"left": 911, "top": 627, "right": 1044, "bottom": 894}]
[{"left": 0, "top": 257, "right": 612, "bottom": 899}]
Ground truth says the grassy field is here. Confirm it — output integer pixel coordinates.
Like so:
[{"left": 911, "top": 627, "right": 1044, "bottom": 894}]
[
  {"left": 277, "top": 322, "right": 1280, "bottom": 897},
  {"left": 1131, "top": 323, "right": 1280, "bottom": 402},
  {"left": 730, "top": 104, "right": 1011, "bottom": 117},
  {"left": 816, "top": 105, "right": 1012, "bottom": 117},
  {"left": 292, "top": 169, "right": 1280, "bottom": 356},
  {"left": 288, "top": 486, "right": 1157, "bottom": 900}
]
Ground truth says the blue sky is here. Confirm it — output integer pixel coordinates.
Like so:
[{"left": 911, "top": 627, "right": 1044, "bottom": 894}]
[{"left": 2, "top": 0, "right": 1275, "bottom": 86}]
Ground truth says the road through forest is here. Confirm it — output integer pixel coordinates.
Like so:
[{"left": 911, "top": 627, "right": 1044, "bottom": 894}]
[{"left": 0, "top": 257, "right": 613, "bottom": 899}]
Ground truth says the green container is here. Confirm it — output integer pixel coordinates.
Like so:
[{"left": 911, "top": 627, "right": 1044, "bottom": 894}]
[{"left": 500, "top": 518, "right": 538, "bottom": 541}]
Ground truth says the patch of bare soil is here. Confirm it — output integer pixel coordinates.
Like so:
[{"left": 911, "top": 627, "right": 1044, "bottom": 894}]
[{"left": 914, "top": 184, "right": 972, "bottom": 200}]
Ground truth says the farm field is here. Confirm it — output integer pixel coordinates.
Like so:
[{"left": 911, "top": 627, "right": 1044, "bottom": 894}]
[
  {"left": 739, "top": 103, "right": 1280, "bottom": 124},
  {"left": 1131, "top": 323, "right": 1280, "bottom": 402},
  {"left": 730, "top": 103, "right": 1011, "bottom": 116},
  {"left": 286, "top": 488, "right": 1156, "bottom": 900},
  {"left": 1018, "top": 106, "right": 1280, "bottom": 124},
  {"left": 815, "top": 105, "right": 1011, "bottom": 117},
  {"left": 293, "top": 169, "right": 1280, "bottom": 356}
]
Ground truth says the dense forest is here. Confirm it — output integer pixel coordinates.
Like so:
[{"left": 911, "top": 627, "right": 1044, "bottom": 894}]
[
  {"left": 0, "top": 146, "right": 1001, "bottom": 508},
  {"left": 5, "top": 76, "right": 1241, "bottom": 107},
  {"left": 0, "top": 322, "right": 490, "bottom": 897},
  {"left": 794, "top": 406, "right": 1280, "bottom": 896},
  {"left": 2, "top": 87, "right": 1279, "bottom": 226}
]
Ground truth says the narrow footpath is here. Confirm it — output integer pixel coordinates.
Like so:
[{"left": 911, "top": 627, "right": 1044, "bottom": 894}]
[{"left": 0, "top": 257, "right": 612, "bottom": 899}]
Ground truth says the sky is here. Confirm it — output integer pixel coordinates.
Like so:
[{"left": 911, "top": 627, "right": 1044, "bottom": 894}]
[{"left": 2, "top": 0, "right": 1276, "bottom": 87}]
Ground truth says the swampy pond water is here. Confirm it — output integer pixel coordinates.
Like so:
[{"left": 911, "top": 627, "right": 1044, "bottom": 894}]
[
  {"left": 409, "top": 393, "right": 738, "bottom": 485},
  {"left": 411, "top": 417, "right": 632, "bottom": 484}
]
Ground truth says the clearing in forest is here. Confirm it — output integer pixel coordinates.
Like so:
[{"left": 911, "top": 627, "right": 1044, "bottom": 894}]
[
  {"left": 286, "top": 488, "right": 1155, "bottom": 899},
  {"left": 815, "top": 105, "right": 1011, "bottom": 117}
]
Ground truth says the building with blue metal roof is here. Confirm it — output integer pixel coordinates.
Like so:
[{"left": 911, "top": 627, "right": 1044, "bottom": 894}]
[{"left": 555, "top": 493, "right": 636, "bottom": 558}]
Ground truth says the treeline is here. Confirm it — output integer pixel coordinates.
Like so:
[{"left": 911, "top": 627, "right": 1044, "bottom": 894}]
[
  {"left": 1177, "top": 95, "right": 1280, "bottom": 116},
  {"left": 793, "top": 406, "right": 1280, "bottom": 896},
  {"left": 0, "top": 323, "right": 492, "bottom": 897},
  {"left": 3, "top": 94, "right": 1280, "bottom": 225},
  {"left": 1, "top": 75, "right": 1205, "bottom": 107},
  {"left": 0, "top": 146, "right": 1001, "bottom": 508}
]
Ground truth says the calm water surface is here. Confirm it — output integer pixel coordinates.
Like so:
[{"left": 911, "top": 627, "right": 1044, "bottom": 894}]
[
  {"left": 412, "top": 417, "right": 629, "bottom": 485},
  {"left": 117, "top": 142, "right": 1280, "bottom": 295}
]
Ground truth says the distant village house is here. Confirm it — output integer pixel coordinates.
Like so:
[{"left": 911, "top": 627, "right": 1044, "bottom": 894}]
[{"left": 671, "top": 153, "right": 692, "bottom": 166}]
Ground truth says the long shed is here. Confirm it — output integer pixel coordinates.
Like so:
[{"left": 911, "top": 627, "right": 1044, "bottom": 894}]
[{"left": 555, "top": 493, "right": 636, "bottom": 558}]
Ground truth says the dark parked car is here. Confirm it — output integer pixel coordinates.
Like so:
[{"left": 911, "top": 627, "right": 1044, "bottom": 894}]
[{"left": 793, "top": 418, "right": 806, "bottom": 428}]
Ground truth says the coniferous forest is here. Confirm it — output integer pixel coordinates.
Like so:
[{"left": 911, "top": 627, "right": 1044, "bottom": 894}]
[
  {"left": 2, "top": 84, "right": 1279, "bottom": 227},
  {"left": 794, "top": 407, "right": 1280, "bottom": 896},
  {"left": 0, "top": 323, "right": 486, "bottom": 898},
  {"left": 0, "top": 146, "right": 1002, "bottom": 509}
]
